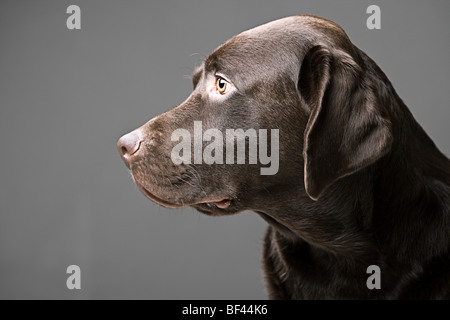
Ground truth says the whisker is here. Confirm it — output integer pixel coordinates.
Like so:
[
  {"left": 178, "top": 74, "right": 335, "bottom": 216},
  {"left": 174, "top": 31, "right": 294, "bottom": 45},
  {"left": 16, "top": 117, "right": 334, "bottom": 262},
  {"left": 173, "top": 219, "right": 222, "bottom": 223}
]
[
  {"left": 177, "top": 176, "right": 196, "bottom": 187},
  {"left": 166, "top": 177, "right": 174, "bottom": 186}
]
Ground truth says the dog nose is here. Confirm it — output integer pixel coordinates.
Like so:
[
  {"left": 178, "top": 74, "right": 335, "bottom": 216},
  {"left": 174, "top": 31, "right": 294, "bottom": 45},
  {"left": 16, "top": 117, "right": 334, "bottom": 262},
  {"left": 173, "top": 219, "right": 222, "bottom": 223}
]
[{"left": 117, "top": 131, "right": 142, "bottom": 167}]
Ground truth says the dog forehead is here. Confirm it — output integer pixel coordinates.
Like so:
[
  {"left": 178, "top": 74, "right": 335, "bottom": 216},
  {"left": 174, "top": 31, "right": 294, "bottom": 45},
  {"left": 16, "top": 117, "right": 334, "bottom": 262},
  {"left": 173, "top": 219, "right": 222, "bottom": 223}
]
[
  {"left": 204, "top": 15, "right": 350, "bottom": 73},
  {"left": 199, "top": 15, "right": 357, "bottom": 92},
  {"left": 203, "top": 20, "right": 301, "bottom": 81},
  {"left": 209, "top": 16, "right": 314, "bottom": 61}
]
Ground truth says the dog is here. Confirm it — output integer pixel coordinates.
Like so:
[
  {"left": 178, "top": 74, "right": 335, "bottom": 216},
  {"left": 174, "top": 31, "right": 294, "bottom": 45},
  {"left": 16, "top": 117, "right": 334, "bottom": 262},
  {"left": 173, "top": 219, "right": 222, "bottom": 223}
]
[{"left": 117, "top": 15, "right": 450, "bottom": 299}]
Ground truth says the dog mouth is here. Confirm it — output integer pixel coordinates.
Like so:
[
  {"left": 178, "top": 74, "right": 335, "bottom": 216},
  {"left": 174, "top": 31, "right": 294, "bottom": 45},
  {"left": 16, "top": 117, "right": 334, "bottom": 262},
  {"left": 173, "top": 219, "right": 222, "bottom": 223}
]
[{"left": 135, "top": 182, "right": 231, "bottom": 209}]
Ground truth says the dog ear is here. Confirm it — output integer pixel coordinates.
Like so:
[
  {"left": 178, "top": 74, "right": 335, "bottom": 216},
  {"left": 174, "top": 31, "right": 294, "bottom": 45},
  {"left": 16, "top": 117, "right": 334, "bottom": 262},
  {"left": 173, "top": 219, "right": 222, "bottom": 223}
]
[{"left": 298, "top": 45, "right": 393, "bottom": 200}]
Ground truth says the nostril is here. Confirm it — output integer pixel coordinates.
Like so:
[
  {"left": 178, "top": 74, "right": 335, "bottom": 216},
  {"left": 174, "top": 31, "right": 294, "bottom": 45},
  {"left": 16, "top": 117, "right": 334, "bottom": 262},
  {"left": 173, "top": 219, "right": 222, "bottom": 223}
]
[{"left": 117, "top": 131, "right": 142, "bottom": 163}]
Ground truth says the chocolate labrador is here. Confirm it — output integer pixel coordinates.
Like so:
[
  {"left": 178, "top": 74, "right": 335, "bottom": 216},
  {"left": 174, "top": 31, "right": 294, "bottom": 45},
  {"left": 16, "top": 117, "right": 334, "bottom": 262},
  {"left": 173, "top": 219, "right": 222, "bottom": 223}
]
[{"left": 117, "top": 15, "right": 450, "bottom": 299}]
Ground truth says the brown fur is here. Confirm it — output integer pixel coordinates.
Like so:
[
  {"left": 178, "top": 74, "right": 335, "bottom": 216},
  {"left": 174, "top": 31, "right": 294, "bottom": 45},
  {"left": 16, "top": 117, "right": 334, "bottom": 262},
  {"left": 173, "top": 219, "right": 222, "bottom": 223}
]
[{"left": 118, "top": 15, "right": 450, "bottom": 299}]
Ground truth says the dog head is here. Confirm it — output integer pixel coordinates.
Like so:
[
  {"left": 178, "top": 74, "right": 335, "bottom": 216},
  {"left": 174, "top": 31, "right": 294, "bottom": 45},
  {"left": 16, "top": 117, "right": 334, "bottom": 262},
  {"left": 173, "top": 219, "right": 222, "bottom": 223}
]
[{"left": 117, "top": 15, "right": 392, "bottom": 216}]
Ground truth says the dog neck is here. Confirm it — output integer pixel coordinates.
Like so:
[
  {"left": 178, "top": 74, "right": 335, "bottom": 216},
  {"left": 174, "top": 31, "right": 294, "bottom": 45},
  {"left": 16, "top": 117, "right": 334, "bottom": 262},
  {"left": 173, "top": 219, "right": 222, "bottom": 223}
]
[{"left": 256, "top": 95, "right": 450, "bottom": 268}]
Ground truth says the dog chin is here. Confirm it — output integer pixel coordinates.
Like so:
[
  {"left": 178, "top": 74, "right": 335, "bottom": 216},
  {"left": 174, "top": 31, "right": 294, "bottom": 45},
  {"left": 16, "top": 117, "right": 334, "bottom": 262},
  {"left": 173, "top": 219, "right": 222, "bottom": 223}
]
[
  {"left": 134, "top": 179, "right": 236, "bottom": 213},
  {"left": 135, "top": 182, "right": 184, "bottom": 208}
]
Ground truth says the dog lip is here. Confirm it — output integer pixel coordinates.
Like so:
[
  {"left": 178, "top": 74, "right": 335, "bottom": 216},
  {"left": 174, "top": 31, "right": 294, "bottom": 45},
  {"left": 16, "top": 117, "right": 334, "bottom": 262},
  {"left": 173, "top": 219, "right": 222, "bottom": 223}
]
[
  {"left": 135, "top": 182, "right": 231, "bottom": 209},
  {"left": 208, "top": 199, "right": 231, "bottom": 209},
  {"left": 136, "top": 183, "right": 183, "bottom": 208}
]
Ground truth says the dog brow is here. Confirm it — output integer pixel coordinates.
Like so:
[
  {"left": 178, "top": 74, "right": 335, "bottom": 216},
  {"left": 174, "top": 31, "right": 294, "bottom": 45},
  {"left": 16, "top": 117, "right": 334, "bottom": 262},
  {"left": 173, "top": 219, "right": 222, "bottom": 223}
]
[{"left": 204, "top": 53, "right": 223, "bottom": 74}]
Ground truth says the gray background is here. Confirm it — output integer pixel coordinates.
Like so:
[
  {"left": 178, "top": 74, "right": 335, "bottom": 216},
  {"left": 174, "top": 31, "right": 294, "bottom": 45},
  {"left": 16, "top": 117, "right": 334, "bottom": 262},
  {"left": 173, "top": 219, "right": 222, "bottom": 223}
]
[{"left": 0, "top": 0, "right": 449, "bottom": 299}]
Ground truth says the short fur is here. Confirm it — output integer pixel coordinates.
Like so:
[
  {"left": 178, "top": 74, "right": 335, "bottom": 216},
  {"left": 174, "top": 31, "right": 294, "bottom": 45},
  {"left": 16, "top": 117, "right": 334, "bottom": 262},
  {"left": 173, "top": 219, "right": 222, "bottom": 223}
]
[{"left": 118, "top": 15, "right": 450, "bottom": 299}]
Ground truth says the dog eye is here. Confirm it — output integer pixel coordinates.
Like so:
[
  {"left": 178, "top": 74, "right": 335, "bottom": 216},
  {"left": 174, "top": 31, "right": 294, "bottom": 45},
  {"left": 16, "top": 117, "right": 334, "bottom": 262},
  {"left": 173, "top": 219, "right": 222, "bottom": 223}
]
[{"left": 215, "top": 77, "right": 230, "bottom": 94}]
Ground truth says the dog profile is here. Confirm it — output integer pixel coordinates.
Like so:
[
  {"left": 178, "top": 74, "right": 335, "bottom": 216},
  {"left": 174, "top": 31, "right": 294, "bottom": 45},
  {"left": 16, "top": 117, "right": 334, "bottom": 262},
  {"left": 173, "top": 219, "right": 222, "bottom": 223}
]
[{"left": 117, "top": 15, "right": 450, "bottom": 299}]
